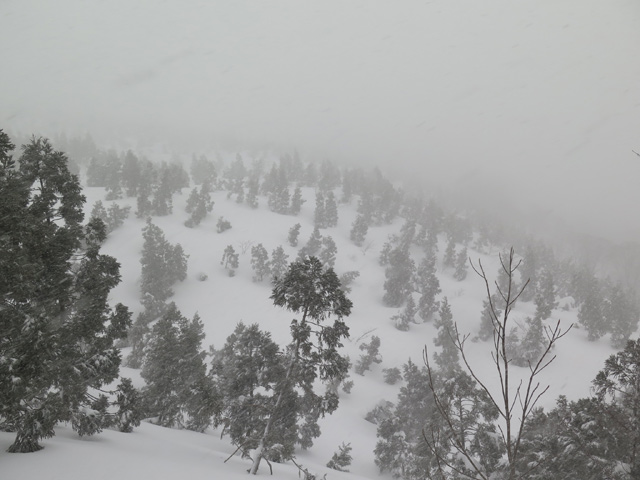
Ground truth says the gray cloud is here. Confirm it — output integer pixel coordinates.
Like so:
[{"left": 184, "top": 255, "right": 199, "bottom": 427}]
[{"left": 2, "top": 0, "right": 639, "bottom": 241}]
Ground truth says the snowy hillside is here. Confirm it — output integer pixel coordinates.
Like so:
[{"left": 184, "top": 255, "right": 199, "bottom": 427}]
[{"left": 1, "top": 147, "right": 626, "bottom": 479}]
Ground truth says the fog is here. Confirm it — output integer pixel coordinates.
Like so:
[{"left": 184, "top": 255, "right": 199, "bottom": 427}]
[{"left": 2, "top": 0, "right": 639, "bottom": 242}]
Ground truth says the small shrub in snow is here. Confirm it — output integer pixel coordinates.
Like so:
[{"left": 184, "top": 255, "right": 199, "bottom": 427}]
[
  {"left": 326, "top": 442, "right": 352, "bottom": 472},
  {"left": 216, "top": 216, "right": 232, "bottom": 233},
  {"left": 383, "top": 367, "right": 402, "bottom": 385}
]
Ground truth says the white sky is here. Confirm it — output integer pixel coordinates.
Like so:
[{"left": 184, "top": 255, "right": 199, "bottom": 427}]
[{"left": 2, "top": 0, "right": 639, "bottom": 241}]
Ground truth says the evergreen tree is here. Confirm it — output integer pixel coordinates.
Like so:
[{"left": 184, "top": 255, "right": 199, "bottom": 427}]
[
  {"left": 314, "top": 190, "right": 326, "bottom": 228},
  {"left": 324, "top": 191, "right": 338, "bottom": 227},
  {"left": 250, "top": 257, "right": 352, "bottom": 474},
  {"left": 416, "top": 254, "right": 441, "bottom": 321},
  {"left": 383, "top": 247, "right": 415, "bottom": 307},
  {"left": 478, "top": 298, "right": 498, "bottom": 341},
  {"left": 250, "top": 243, "right": 271, "bottom": 282},
  {"left": 319, "top": 236, "right": 337, "bottom": 268},
  {"left": 327, "top": 442, "right": 353, "bottom": 472},
  {"left": 350, "top": 214, "right": 369, "bottom": 247},
  {"left": 141, "top": 303, "right": 213, "bottom": 429},
  {"left": 185, "top": 182, "right": 214, "bottom": 228},
  {"left": 514, "top": 316, "right": 545, "bottom": 368},
  {"left": 216, "top": 216, "right": 232, "bottom": 233},
  {"left": 298, "top": 226, "right": 323, "bottom": 260},
  {"left": 604, "top": 283, "right": 639, "bottom": 349},
  {"left": 391, "top": 295, "right": 417, "bottom": 331},
  {"left": 592, "top": 339, "right": 640, "bottom": 477},
  {"left": 190, "top": 154, "right": 217, "bottom": 186},
  {"left": 534, "top": 267, "right": 557, "bottom": 321},
  {"left": 140, "top": 220, "right": 188, "bottom": 303},
  {"left": 113, "top": 378, "right": 143, "bottom": 433},
  {"left": 443, "top": 235, "right": 456, "bottom": 268},
  {"left": 121, "top": 150, "right": 142, "bottom": 197},
  {"left": 221, "top": 245, "right": 239, "bottom": 276},
  {"left": 432, "top": 298, "right": 458, "bottom": 374},
  {"left": 289, "top": 186, "right": 305, "bottom": 215},
  {"left": 355, "top": 336, "right": 383, "bottom": 375},
  {"left": 105, "top": 202, "right": 131, "bottom": 233},
  {"left": 578, "top": 277, "right": 606, "bottom": 341},
  {"left": 270, "top": 246, "right": 289, "bottom": 282},
  {"left": 453, "top": 246, "right": 468, "bottom": 281},
  {"left": 211, "top": 323, "right": 287, "bottom": 460},
  {"left": 0, "top": 134, "right": 131, "bottom": 452},
  {"left": 288, "top": 223, "right": 301, "bottom": 247},
  {"left": 246, "top": 174, "right": 260, "bottom": 209}
]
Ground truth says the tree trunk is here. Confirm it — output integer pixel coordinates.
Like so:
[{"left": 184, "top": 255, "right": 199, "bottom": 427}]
[
  {"left": 7, "top": 430, "right": 43, "bottom": 453},
  {"left": 250, "top": 337, "right": 302, "bottom": 475}
]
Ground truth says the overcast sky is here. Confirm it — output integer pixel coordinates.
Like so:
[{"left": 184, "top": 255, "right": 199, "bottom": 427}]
[{"left": 2, "top": 0, "right": 639, "bottom": 242}]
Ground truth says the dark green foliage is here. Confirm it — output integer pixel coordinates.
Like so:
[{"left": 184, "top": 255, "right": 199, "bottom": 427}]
[
  {"left": 250, "top": 257, "right": 352, "bottom": 473},
  {"left": 288, "top": 223, "right": 301, "bottom": 247},
  {"left": 289, "top": 186, "right": 305, "bottom": 215},
  {"left": 90, "top": 200, "right": 130, "bottom": 234},
  {"left": 432, "top": 298, "right": 458, "bottom": 373},
  {"left": 319, "top": 236, "right": 337, "bottom": 268},
  {"left": 314, "top": 190, "right": 326, "bottom": 228},
  {"left": 383, "top": 367, "right": 403, "bottom": 385},
  {"left": 349, "top": 214, "right": 369, "bottom": 246},
  {"left": 327, "top": 442, "right": 352, "bottom": 472},
  {"left": 383, "top": 247, "right": 415, "bottom": 307},
  {"left": 416, "top": 254, "right": 441, "bottom": 321},
  {"left": 216, "top": 216, "right": 232, "bottom": 233},
  {"left": 0, "top": 133, "right": 131, "bottom": 452},
  {"left": 250, "top": 243, "right": 271, "bottom": 282},
  {"left": 355, "top": 336, "right": 382, "bottom": 375},
  {"left": 184, "top": 182, "right": 214, "bottom": 228},
  {"left": 338, "top": 270, "right": 360, "bottom": 294},
  {"left": 298, "top": 227, "right": 323, "bottom": 260},
  {"left": 534, "top": 268, "right": 558, "bottom": 321},
  {"left": 443, "top": 235, "right": 456, "bottom": 268},
  {"left": 211, "top": 323, "right": 288, "bottom": 458},
  {"left": 270, "top": 245, "right": 289, "bottom": 282},
  {"left": 140, "top": 221, "right": 188, "bottom": 302},
  {"left": 190, "top": 154, "right": 217, "bottom": 186},
  {"left": 141, "top": 303, "right": 214, "bottom": 429},
  {"left": 221, "top": 245, "right": 239, "bottom": 276},
  {"left": 113, "top": 378, "right": 143, "bottom": 433},
  {"left": 324, "top": 191, "right": 338, "bottom": 227},
  {"left": 391, "top": 295, "right": 417, "bottom": 331},
  {"left": 453, "top": 246, "right": 468, "bottom": 281}
]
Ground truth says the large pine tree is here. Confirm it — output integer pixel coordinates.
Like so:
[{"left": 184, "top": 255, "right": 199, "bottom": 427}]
[{"left": 0, "top": 133, "right": 131, "bottom": 452}]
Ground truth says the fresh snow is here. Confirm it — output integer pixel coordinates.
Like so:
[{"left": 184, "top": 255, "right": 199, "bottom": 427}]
[{"left": 0, "top": 177, "right": 620, "bottom": 479}]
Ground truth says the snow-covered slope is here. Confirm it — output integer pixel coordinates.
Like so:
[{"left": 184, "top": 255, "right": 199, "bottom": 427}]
[{"left": 0, "top": 174, "right": 620, "bottom": 479}]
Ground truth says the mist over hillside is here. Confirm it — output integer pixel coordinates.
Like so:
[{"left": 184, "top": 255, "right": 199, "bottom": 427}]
[{"left": 2, "top": 1, "right": 640, "bottom": 478}]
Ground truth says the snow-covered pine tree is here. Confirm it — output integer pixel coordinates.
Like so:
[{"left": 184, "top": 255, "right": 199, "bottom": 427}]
[
  {"left": 141, "top": 303, "right": 213, "bottom": 429},
  {"left": 349, "top": 213, "right": 369, "bottom": 246},
  {"left": 270, "top": 245, "right": 289, "bottom": 282},
  {"left": 250, "top": 243, "right": 271, "bottom": 282},
  {"left": 355, "top": 336, "right": 383, "bottom": 375},
  {"left": 250, "top": 257, "right": 352, "bottom": 474},
  {"left": 326, "top": 442, "right": 353, "bottom": 472},
  {"left": 211, "top": 323, "right": 288, "bottom": 461},
  {"left": 383, "top": 246, "right": 415, "bottom": 307},
  {"left": 221, "top": 245, "right": 239, "bottom": 276},
  {"left": 0, "top": 133, "right": 131, "bottom": 452},
  {"left": 140, "top": 220, "right": 188, "bottom": 303},
  {"left": 453, "top": 246, "right": 468, "bottom": 281},
  {"left": 324, "top": 191, "right": 338, "bottom": 227},
  {"left": 319, "top": 236, "right": 337, "bottom": 268},
  {"left": 289, "top": 186, "right": 305, "bottom": 215},
  {"left": 391, "top": 295, "right": 417, "bottom": 331},
  {"left": 288, "top": 223, "right": 301, "bottom": 247},
  {"left": 416, "top": 253, "right": 441, "bottom": 321}
]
